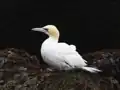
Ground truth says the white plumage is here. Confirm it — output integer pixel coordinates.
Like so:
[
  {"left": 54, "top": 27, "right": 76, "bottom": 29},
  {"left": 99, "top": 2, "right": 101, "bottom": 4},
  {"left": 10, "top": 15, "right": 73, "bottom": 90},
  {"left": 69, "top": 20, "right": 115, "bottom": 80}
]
[{"left": 32, "top": 25, "right": 101, "bottom": 73}]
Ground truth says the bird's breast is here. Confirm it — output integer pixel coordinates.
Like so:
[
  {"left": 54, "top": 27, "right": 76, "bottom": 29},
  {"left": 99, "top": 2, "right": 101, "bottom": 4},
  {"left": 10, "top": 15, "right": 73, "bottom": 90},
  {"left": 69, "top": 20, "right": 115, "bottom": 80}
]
[{"left": 40, "top": 40, "right": 57, "bottom": 60}]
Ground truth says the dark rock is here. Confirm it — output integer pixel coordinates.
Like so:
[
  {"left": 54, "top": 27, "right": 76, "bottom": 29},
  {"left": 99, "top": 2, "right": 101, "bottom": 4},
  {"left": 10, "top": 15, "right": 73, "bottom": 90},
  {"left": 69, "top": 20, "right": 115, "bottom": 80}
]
[{"left": 0, "top": 48, "right": 119, "bottom": 90}]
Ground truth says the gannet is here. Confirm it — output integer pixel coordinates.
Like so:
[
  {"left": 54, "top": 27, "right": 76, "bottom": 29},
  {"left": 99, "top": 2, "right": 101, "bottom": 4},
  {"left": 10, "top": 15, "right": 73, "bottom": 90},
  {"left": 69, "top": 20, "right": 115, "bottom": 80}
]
[{"left": 31, "top": 25, "right": 101, "bottom": 73}]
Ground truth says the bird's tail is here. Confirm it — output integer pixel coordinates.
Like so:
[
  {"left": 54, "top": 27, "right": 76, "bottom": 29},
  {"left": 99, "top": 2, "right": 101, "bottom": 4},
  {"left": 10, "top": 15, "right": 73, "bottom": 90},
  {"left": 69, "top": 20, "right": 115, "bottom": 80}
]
[{"left": 81, "top": 66, "right": 102, "bottom": 73}]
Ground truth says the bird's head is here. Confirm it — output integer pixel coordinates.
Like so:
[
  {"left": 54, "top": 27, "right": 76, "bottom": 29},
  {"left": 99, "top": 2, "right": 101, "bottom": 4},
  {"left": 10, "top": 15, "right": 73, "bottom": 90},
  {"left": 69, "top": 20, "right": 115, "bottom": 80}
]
[{"left": 31, "top": 25, "right": 60, "bottom": 39}]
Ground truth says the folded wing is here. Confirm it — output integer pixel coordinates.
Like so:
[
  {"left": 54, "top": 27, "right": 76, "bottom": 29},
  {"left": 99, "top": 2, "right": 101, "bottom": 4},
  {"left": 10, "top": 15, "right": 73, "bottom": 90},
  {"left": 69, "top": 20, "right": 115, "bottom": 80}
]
[{"left": 55, "top": 43, "right": 87, "bottom": 68}]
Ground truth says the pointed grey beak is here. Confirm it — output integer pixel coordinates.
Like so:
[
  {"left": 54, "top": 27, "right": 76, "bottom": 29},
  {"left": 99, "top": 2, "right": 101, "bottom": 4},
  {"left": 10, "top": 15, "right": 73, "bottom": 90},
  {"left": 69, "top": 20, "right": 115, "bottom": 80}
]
[
  {"left": 32, "top": 28, "right": 45, "bottom": 32},
  {"left": 31, "top": 28, "right": 48, "bottom": 35}
]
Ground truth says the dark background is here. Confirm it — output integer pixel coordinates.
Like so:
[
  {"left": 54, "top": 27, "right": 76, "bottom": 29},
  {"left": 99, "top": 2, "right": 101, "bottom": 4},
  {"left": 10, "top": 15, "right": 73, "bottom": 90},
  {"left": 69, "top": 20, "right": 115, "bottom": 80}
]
[{"left": 0, "top": 0, "right": 119, "bottom": 58}]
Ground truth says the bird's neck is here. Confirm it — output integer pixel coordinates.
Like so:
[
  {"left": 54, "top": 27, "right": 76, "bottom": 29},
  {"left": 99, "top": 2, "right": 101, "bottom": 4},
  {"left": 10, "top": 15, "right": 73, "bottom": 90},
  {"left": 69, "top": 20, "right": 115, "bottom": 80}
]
[
  {"left": 44, "top": 36, "right": 59, "bottom": 45},
  {"left": 41, "top": 37, "right": 58, "bottom": 49},
  {"left": 49, "top": 36, "right": 59, "bottom": 42}
]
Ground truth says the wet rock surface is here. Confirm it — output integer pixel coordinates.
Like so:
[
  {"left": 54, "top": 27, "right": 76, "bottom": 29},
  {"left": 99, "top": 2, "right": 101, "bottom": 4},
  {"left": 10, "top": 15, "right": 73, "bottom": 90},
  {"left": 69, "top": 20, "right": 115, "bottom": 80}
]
[{"left": 0, "top": 48, "right": 119, "bottom": 90}]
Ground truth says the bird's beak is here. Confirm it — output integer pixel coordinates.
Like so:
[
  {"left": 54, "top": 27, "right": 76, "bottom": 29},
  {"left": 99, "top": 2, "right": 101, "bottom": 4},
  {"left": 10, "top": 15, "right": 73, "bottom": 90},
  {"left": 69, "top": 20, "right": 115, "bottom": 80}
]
[{"left": 31, "top": 28, "right": 48, "bottom": 35}]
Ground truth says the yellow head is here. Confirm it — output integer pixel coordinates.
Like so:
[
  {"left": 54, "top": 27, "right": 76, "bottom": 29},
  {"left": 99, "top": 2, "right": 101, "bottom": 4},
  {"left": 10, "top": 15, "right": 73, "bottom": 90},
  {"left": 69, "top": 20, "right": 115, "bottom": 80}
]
[{"left": 32, "top": 25, "right": 60, "bottom": 39}]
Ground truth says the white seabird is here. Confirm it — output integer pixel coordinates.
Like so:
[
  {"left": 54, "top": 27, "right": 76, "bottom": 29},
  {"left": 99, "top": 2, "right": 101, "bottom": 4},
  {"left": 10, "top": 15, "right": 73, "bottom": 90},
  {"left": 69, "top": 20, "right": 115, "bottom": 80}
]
[{"left": 31, "top": 25, "right": 101, "bottom": 73}]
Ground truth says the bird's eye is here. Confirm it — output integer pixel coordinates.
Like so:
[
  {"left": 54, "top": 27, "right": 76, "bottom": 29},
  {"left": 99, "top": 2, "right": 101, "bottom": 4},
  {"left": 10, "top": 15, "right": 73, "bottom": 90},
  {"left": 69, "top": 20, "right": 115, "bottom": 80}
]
[{"left": 43, "top": 28, "right": 48, "bottom": 31}]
